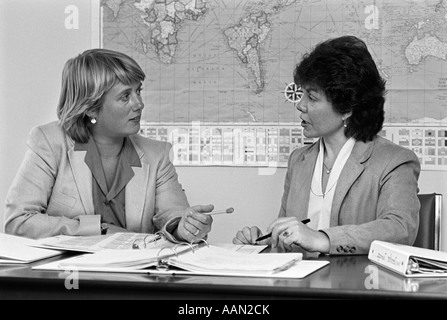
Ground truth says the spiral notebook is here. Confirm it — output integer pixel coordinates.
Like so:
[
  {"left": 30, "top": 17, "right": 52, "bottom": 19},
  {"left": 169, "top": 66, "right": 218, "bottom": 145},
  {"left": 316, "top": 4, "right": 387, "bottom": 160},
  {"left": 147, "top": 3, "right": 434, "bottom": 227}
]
[{"left": 33, "top": 240, "right": 329, "bottom": 279}]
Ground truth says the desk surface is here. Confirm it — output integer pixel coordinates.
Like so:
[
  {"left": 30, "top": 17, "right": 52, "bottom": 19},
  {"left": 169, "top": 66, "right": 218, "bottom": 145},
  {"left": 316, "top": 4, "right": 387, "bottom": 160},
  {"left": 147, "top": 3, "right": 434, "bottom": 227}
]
[{"left": 1, "top": 250, "right": 447, "bottom": 300}]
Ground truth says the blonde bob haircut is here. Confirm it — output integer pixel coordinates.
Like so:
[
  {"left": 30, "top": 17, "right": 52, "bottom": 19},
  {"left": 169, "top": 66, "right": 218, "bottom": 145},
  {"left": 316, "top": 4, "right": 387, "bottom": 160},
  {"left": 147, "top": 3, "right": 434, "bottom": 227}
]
[{"left": 57, "top": 48, "right": 146, "bottom": 143}]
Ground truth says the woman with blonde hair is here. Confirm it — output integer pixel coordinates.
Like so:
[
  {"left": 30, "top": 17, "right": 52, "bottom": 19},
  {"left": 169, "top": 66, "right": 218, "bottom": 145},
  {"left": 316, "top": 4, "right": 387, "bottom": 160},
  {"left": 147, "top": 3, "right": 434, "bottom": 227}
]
[{"left": 5, "top": 48, "right": 214, "bottom": 241}]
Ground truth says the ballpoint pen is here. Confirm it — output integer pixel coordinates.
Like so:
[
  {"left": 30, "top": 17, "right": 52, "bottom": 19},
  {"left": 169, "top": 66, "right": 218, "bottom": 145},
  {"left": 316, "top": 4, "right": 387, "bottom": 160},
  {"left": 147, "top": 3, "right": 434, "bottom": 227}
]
[
  {"left": 205, "top": 207, "right": 234, "bottom": 216},
  {"left": 255, "top": 218, "right": 311, "bottom": 242}
]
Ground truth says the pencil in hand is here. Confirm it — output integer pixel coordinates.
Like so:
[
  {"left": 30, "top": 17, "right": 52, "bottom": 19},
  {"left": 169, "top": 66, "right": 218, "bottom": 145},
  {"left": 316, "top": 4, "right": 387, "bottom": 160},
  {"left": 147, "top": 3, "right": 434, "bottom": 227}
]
[
  {"left": 206, "top": 207, "right": 234, "bottom": 216},
  {"left": 255, "top": 218, "right": 311, "bottom": 242}
]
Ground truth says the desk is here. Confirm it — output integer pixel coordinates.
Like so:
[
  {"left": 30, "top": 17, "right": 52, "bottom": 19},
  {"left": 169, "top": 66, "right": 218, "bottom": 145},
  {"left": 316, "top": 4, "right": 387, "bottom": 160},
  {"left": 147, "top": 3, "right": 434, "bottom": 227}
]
[{"left": 1, "top": 252, "right": 447, "bottom": 300}]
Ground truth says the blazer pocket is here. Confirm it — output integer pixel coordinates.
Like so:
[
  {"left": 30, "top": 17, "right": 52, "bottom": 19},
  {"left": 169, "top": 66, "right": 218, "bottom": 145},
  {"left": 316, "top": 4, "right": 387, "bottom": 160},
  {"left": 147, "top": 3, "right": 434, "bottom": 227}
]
[{"left": 49, "top": 191, "right": 78, "bottom": 210}]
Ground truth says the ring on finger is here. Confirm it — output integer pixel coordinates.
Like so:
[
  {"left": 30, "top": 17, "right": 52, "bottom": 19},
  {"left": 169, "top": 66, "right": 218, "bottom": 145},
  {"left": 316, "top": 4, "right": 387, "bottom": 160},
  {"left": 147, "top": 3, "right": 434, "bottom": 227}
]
[{"left": 282, "top": 231, "right": 290, "bottom": 237}]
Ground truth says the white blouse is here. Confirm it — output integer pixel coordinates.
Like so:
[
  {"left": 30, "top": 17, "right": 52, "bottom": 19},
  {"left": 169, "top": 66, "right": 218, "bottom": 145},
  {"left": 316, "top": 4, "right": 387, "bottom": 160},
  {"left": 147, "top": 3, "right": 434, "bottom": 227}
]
[{"left": 307, "top": 137, "right": 356, "bottom": 230}]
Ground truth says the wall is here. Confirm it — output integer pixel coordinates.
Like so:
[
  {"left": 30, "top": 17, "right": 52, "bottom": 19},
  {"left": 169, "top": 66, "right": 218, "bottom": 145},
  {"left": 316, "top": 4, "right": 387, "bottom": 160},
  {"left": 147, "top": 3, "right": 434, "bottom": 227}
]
[
  {"left": 1, "top": 0, "right": 446, "bottom": 250},
  {"left": 178, "top": 167, "right": 447, "bottom": 249},
  {"left": 0, "top": 0, "right": 96, "bottom": 229}
]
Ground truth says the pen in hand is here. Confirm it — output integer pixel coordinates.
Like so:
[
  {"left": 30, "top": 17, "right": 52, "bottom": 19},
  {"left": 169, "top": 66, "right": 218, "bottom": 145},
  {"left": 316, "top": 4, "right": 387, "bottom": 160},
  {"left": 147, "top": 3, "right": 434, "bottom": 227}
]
[
  {"left": 255, "top": 218, "right": 311, "bottom": 242},
  {"left": 205, "top": 207, "right": 234, "bottom": 216}
]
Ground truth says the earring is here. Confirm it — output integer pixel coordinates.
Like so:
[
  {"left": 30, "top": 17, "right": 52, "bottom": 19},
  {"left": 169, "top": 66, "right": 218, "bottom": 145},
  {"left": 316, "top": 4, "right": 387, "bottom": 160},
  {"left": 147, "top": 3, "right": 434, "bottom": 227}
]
[
  {"left": 343, "top": 120, "right": 347, "bottom": 128},
  {"left": 91, "top": 118, "right": 97, "bottom": 124}
]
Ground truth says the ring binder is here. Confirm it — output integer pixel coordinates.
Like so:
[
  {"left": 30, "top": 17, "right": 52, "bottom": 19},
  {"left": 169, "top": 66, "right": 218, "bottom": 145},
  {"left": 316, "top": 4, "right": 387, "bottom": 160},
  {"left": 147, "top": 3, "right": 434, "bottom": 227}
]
[
  {"left": 157, "top": 246, "right": 178, "bottom": 258},
  {"left": 129, "top": 230, "right": 212, "bottom": 251},
  {"left": 156, "top": 259, "right": 170, "bottom": 271},
  {"left": 155, "top": 240, "right": 205, "bottom": 271},
  {"left": 407, "top": 257, "right": 447, "bottom": 275},
  {"left": 33, "top": 242, "right": 329, "bottom": 279},
  {"left": 174, "top": 242, "right": 195, "bottom": 254},
  {"left": 132, "top": 232, "right": 163, "bottom": 249},
  {"left": 128, "top": 233, "right": 213, "bottom": 272},
  {"left": 196, "top": 239, "right": 209, "bottom": 248},
  {"left": 369, "top": 240, "right": 447, "bottom": 277}
]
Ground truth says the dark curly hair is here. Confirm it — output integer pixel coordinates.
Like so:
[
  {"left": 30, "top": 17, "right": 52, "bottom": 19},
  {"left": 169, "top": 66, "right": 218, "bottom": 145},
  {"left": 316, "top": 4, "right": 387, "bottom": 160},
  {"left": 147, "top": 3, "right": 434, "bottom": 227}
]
[{"left": 293, "top": 35, "right": 386, "bottom": 142}]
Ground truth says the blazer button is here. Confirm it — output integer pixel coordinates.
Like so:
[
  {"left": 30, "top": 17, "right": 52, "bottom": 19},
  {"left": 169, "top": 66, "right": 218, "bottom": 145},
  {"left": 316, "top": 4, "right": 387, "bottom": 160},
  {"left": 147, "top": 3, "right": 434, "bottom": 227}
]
[
  {"left": 337, "top": 245, "right": 343, "bottom": 253},
  {"left": 350, "top": 246, "right": 356, "bottom": 253}
]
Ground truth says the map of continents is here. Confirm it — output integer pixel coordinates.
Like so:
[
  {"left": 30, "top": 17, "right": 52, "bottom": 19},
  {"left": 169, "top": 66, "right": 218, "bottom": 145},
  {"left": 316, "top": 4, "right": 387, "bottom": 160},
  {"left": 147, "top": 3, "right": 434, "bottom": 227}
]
[{"left": 101, "top": 0, "right": 447, "bottom": 125}]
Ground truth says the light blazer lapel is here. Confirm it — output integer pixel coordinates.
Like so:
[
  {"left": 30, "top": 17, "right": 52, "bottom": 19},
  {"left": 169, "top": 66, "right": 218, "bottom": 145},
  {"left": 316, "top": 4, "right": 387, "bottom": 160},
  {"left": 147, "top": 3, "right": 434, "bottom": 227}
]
[
  {"left": 125, "top": 140, "right": 149, "bottom": 231},
  {"left": 288, "top": 142, "right": 319, "bottom": 219},
  {"left": 67, "top": 148, "right": 94, "bottom": 215},
  {"left": 330, "top": 140, "right": 373, "bottom": 226}
]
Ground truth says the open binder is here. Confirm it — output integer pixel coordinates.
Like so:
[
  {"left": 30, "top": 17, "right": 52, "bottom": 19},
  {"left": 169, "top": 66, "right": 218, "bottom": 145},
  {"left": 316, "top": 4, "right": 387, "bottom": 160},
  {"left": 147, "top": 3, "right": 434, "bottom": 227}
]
[
  {"left": 33, "top": 239, "right": 329, "bottom": 279},
  {"left": 368, "top": 240, "right": 447, "bottom": 277}
]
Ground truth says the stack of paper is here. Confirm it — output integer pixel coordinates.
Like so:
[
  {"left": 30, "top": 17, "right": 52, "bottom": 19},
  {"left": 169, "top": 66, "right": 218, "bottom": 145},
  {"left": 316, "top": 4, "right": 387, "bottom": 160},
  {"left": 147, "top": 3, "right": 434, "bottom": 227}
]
[
  {"left": 165, "top": 245, "right": 302, "bottom": 274},
  {"left": 0, "top": 233, "right": 62, "bottom": 264},
  {"left": 32, "top": 232, "right": 170, "bottom": 253}
]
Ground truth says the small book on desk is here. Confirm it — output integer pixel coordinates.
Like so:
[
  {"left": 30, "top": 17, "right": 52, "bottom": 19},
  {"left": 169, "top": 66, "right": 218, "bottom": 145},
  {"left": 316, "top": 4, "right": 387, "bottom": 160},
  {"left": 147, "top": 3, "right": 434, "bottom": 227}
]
[
  {"left": 33, "top": 242, "right": 329, "bottom": 279},
  {"left": 0, "top": 233, "right": 62, "bottom": 264},
  {"left": 368, "top": 240, "right": 447, "bottom": 277}
]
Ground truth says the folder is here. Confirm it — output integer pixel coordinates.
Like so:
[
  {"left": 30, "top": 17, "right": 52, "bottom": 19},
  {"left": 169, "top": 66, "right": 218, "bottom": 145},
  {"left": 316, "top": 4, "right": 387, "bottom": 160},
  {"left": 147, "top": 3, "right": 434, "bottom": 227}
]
[
  {"left": 368, "top": 240, "right": 447, "bottom": 277},
  {"left": 0, "top": 233, "right": 62, "bottom": 264},
  {"left": 33, "top": 242, "right": 329, "bottom": 279}
]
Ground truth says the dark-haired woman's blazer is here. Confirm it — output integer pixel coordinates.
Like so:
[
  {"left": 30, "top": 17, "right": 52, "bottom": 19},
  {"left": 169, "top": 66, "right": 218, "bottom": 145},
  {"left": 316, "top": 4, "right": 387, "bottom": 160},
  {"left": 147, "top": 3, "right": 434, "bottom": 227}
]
[{"left": 279, "top": 135, "right": 421, "bottom": 255}]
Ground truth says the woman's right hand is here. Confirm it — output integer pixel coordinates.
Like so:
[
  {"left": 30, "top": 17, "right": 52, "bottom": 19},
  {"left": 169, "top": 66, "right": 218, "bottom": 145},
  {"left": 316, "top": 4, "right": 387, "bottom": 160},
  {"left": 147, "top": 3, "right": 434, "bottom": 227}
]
[{"left": 232, "top": 226, "right": 267, "bottom": 245}]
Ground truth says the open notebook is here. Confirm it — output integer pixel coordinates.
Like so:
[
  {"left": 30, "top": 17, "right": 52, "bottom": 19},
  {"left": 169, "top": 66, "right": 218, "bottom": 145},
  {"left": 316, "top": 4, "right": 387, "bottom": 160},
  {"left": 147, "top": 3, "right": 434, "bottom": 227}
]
[{"left": 33, "top": 242, "right": 329, "bottom": 279}]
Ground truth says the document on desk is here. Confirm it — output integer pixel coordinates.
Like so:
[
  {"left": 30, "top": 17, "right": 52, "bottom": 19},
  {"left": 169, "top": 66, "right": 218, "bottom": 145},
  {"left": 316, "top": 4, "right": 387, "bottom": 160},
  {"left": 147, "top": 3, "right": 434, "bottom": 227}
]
[
  {"left": 33, "top": 244, "right": 329, "bottom": 279},
  {"left": 162, "top": 246, "right": 329, "bottom": 278},
  {"left": 164, "top": 246, "right": 301, "bottom": 273},
  {"left": 32, "top": 232, "right": 171, "bottom": 253},
  {"left": 213, "top": 243, "right": 268, "bottom": 254},
  {"left": 0, "top": 233, "right": 62, "bottom": 264}
]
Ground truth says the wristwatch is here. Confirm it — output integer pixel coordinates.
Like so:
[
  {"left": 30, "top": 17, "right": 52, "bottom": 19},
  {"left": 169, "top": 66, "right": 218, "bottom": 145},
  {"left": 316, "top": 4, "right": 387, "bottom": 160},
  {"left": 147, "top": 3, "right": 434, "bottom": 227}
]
[{"left": 101, "top": 223, "right": 108, "bottom": 235}]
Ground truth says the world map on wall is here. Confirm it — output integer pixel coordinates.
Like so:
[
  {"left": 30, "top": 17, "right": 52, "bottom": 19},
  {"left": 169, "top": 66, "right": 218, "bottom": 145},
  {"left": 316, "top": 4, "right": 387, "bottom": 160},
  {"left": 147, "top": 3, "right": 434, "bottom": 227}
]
[{"left": 101, "top": 0, "right": 447, "bottom": 125}]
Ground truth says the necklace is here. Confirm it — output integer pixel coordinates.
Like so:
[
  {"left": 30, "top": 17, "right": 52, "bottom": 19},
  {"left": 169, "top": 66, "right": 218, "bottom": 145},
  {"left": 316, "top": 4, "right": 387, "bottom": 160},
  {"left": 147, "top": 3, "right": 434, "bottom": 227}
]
[
  {"left": 311, "top": 179, "right": 338, "bottom": 198},
  {"left": 323, "top": 162, "right": 332, "bottom": 174}
]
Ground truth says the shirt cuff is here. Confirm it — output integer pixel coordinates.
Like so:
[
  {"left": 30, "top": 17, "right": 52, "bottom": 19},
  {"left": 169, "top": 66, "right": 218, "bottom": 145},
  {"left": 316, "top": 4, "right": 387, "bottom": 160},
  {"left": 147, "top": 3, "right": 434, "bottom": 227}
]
[
  {"left": 161, "top": 216, "right": 183, "bottom": 243},
  {"left": 78, "top": 215, "right": 101, "bottom": 236}
]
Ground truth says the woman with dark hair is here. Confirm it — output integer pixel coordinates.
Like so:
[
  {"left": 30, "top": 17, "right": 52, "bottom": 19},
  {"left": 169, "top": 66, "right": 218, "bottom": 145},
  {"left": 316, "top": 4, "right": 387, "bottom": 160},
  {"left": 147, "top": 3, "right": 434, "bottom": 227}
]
[
  {"left": 5, "top": 49, "right": 214, "bottom": 241},
  {"left": 233, "top": 36, "right": 421, "bottom": 255}
]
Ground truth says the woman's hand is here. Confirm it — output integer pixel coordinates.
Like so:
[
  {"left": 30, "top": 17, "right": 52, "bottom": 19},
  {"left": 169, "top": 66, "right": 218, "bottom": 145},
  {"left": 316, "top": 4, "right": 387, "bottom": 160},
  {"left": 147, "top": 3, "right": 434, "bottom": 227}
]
[
  {"left": 175, "top": 204, "right": 214, "bottom": 242},
  {"left": 233, "top": 226, "right": 267, "bottom": 245},
  {"left": 267, "top": 217, "right": 330, "bottom": 253}
]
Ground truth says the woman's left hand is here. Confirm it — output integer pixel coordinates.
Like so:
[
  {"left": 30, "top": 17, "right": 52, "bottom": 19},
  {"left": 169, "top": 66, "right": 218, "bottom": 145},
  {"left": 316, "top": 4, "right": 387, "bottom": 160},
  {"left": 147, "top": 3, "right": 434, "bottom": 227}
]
[
  {"left": 267, "top": 217, "right": 330, "bottom": 253},
  {"left": 175, "top": 204, "right": 214, "bottom": 243}
]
